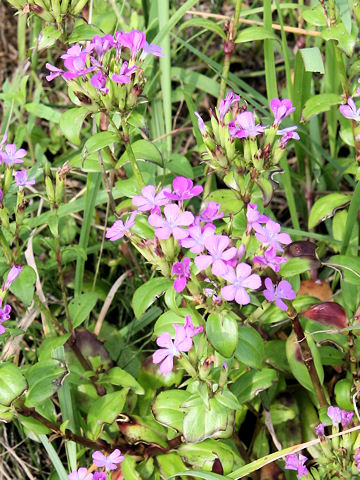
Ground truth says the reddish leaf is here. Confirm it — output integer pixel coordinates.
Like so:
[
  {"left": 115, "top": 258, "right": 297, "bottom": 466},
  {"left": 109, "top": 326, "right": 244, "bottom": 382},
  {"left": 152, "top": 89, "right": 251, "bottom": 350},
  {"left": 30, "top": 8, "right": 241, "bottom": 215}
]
[{"left": 303, "top": 302, "right": 347, "bottom": 328}]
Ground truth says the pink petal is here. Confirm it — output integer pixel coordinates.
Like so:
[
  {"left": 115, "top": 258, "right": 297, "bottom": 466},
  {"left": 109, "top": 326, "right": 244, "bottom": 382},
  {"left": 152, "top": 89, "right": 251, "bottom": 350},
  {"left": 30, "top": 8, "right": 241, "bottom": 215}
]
[
  {"left": 211, "top": 259, "right": 228, "bottom": 276},
  {"left": 159, "top": 354, "right": 174, "bottom": 375},
  {"left": 155, "top": 227, "right": 171, "bottom": 239},
  {"left": 148, "top": 213, "right": 165, "bottom": 227},
  {"left": 153, "top": 349, "right": 170, "bottom": 364},
  {"left": 235, "top": 287, "right": 250, "bottom": 305},
  {"left": 174, "top": 276, "right": 186, "bottom": 292},
  {"left": 221, "top": 285, "right": 236, "bottom": 301},
  {"left": 164, "top": 203, "right": 180, "bottom": 222},
  {"left": 176, "top": 211, "right": 195, "bottom": 226},
  {"left": 236, "top": 263, "right": 252, "bottom": 279},
  {"left": 92, "top": 451, "right": 106, "bottom": 467},
  {"left": 156, "top": 332, "right": 172, "bottom": 348},
  {"left": 173, "top": 227, "right": 189, "bottom": 240},
  {"left": 222, "top": 246, "right": 237, "bottom": 261},
  {"left": 195, "top": 255, "right": 213, "bottom": 271},
  {"left": 242, "top": 273, "right": 261, "bottom": 290}
]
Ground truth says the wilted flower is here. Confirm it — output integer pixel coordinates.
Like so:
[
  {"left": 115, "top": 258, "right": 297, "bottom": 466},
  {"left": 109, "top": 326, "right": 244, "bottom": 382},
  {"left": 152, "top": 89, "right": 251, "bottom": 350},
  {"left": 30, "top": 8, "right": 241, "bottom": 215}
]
[
  {"left": 140, "top": 42, "right": 165, "bottom": 59},
  {"left": 90, "top": 72, "right": 109, "bottom": 94},
  {"left": 92, "top": 449, "right": 124, "bottom": 470},
  {"left": 277, "top": 126, "right": 300, "bottom": 148},
  {"left": 253, "top": 246, "right": 287, "bottom": 273},
  {"left": 105, "top": 211, "right": 137, "bottom": 241},
  {"left": 315, "top": 423, "right": 325, "bottom": 436}
]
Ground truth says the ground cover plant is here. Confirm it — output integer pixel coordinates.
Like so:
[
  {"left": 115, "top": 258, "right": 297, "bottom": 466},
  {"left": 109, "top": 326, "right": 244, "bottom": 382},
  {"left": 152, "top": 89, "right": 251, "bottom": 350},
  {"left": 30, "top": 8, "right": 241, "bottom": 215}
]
[{"left": 2, "top": 0, "right": 360, "bottom": 479}]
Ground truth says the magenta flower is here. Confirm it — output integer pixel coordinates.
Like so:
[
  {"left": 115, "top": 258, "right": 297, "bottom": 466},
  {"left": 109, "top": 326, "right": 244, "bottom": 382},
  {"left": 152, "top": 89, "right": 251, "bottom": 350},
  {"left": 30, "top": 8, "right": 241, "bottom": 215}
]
[
  {"left": 4, "top": 265, "right": 23, "bottom": 290},
  {"left": 68, "top": 468, "right": 93, "bottom": 480},
  {"left": 172, "top": 257, "right": 191, "bottom": 292},
  {"left": 46, "top": 63, "right": 64, "bottom": 81},
  {"left": 194, "top": 112, "right": 206, "bottom": 135},
  {"left": 90, "top": 72, "right": 109, "bottom": 94},
  {"left": 92, "top": 449, "right": 124, "bottom": 470},
  {"left": 228, "top": 111, "right": 266, "bottom": 139},
  {"left": 0, "top": 144, "right": 26, "bottom": 165},
  {"left": 224, "top": 244, "right": 246, "bottom": 268},
  {"left": 93, "top": 473, "right": 106, "bottom": 480},
  {"left": 218, "top": 91, "right": 240, "bottom": 122},
  {"left": 184, "top": 315, "right": 203, "bottom": 338},
  {"left": 246, "top": 203, "right": 269, "bottom": 234},
  {"left": 105, "top": 211, "right": 137, "bottom": 241},
  {"left": 200, "top": 202, "right": 224, "bottom": 222},
  {"left": 89, "top": 34, "right": 115, "bottom": 60},
  {"left": 277, "top": 126, "right": 300, "bottom": 148},
  {"left": 148, "top": 204, "right": 194, "bottom": 240},
  {"left": 14, "top": 170, "right": 35, "bottom": 187},
  {"left": 263, "top": 278, "right": 296, "bottom": 311},
  {"left": 270, "top": 98, "right": 295, "bottom": 125},
  {"left": 115, "top": 29, "right": 146, "bottom": 57},
  {"left": 164, "top": 176, "right": 203, "bottom": 202},
  {"left": 253, "top": 220, "right": 292, "bottom": 252},
  {"left": 140, "top": 42, "right": 165, "bottom": 59},
  {"left": 195, "top": 234, "right": 237, "bottom": 276},
  {"left": 61, "top": 44, "right": 94, "bottom": 79},
  {"left": 327, "top": 405, "right": 341, "bottom": 423},
  {"left": 112, "top": 61, "right": 138, "bottom": 84},
  {"left": 315, "top": 423, "right": 325, "bottom": 436},
  {"left": 341, "top": 410, "right": 353, "bottom": 428},
  {"left": 339, "top": 97, "right": 360, "bottom": 121},
  {"left": 181, "top": 224, "right": 215, "bottom": 254},
  {"left": 285, "top": 454, "right": 308, "bottom": 479},
  {"left": 0, "top": 300, "right": 11, "bottom": 335},
  {"left": 132, "top": 185, "right": 170, "bottom": 213},
  {"left": 253, "top": 246, "right": 287, "bottom": 273},
  {"left": 221, "top": 263, "right": 261, "bottom": 305}
]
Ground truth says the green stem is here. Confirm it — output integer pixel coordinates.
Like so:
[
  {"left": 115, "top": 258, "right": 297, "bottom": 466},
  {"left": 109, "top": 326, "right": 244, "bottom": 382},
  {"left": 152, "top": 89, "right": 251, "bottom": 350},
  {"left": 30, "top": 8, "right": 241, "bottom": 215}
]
[
  {"left": 121, "top": 117, "right": 145, "bottom": 187},
  {"left": 0, "top": 230, "right": 14, "bottom": 263},
  {"left": 54, "top": 235, "right": 73, "bottom": 336}
]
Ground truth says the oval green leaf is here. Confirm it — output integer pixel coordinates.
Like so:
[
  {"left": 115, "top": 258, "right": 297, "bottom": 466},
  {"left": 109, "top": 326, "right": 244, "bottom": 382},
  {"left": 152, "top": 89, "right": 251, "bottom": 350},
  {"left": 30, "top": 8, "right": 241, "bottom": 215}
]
[{"left": 308, "top": 193, "right": 349, "bottom": 229}]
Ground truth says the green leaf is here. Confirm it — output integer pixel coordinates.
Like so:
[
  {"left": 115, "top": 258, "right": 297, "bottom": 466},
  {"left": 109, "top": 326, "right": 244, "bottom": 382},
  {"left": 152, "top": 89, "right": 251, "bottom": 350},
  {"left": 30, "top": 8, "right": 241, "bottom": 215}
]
[
  {"left": 121, "top": 455, "right": 142, "bottom": 480},
  {"left": 119, "top": 415, "right": 168, "bottom": 447},
  {"left": 204, "top": 189, "right": 243, "bottom": 216},
  {"left": 279, "top": 257, "right": 312, "bottom": 278},
  {"left": 235, "top": 26, "right": 279, "bottom": 43},
  {"left": 68, "top": 292, "right": 98, "bottom": 328},
  {"left": 59, "top": 107, "right": 89, "bottom": 146},
  {"left": 83, "top": 131, "right": 119, "bottom": 156},
  {"left": 87, "top": 389, "right": 129, "bottom": 439},
  {"left": 117, "top": 139, "right": 163, "bottom": 168},
  {"left": 154, "top": 308, "right": 203, "bottom": 337},
  {"left": 303, "top": 94, "right": 343, "bottom": 121},
  {"left": 38, "top": 334, "right": 71, "bottom": 362},
  {"left": 231, "top": 368, "right": 278, "bottom": 403},
  {"left": 132, "top": 278, "right": 173, "bottom": 319},
  {"left": 215, "top": 389, "right": 241, "bottom": 410},
  {"left": 206, "top": 312, "right": 238, "bottom": 358},
  {"left": 327, "top": 255, "right": 360, "bottom": 285},
  {"left": 0, "top": 363, "right": 27, "bottom": 406},
  {"left": 25, "top": 103, "right": 62, "bottom": 123},
  {"left": 165, "top": 153, "right": 194, "bottom": 178},
  {"left": 303, "top": 5, "right": 327, "bottom": 26},
  {"left": 300, "top": 47, "right": 325, "bottom": 73},
  {"left": 38, "top": 25, "right": 62, "bottom": 50},
  {"left": 179, "top": 18, "right": 227, "bottom": 39},
  {"left": 235, "top": 325, "right": 264, "bottom": 370},
  {"left": 25, "top": 360, "right": 68, "bottom": 406},
  {"left": 67, "top": 24, "right": 103, "bottom": 43},
  {"left": 308, "top": 193, "right": 349, "bottom": 229},
  {"left": 152, "top": 390, "right": 190, "bottom": 431},
  {"left": 167, "top": 471, "right": 224, "bottom": 480},
  {"left": 98, "top": 367, "right": 144, "bottom": 394},
  {"left": 321, "top": 22, "right": 357, "bottom": 56},
  {"left": 9, "top": 265, "right": 36, "bottom": 306}
]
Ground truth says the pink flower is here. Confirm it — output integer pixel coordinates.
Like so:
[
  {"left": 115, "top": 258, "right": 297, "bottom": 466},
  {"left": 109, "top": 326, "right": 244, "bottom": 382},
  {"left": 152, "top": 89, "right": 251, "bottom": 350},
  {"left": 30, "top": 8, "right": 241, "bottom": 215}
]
[
  {"left": 246, "top": 203, "right": 269, "bottom": 234},
  {"left": 4, "top": 265, "right": 23, "bottom": 290},
  {"left": 105, "top": 211, "right": 137, "bottom": 241},
  {"left": 200, "top": 202, "right": 223, "bottom": 222},
  {"left": 148, "top": 204, "right": 194, "bottom": 240},
  {"left": 93, "top": 473, "right": 106, "bottom": 480},
  {"left": 90, "top": 72, "right": 109, "bottom": 94},
  {"left": 263, "top": 278, "right": 296, "bottom": 311},
  {"left": 253, "top": 246, "right": 287, "bottom": 273},
  {"left": 92, "top": 449, "right": 124, "bottom": 471},
  {"left": 115, "top": 29, "right": 146, "bottom": 57},
  {"left": 315, "top": 423, "right": 325, "bottom": 436},
  {"left": 277, "top": 126, "right": 300, "bottom": 148},
  {"left": 327, "top": 405, "right": 341, "bottom": 423},
  {"left": 285, "top": 454, "right": 308, "bottom": 479},
  {"left": 253, "top": 220, "right": 292, "bottom": 252},
  {"left": 132, "top": 185, "right": 170, "bottom": 213},
  {"left": 341, "top": 410, "right": 353, "bottom": 428},
  {"left": 0, "top": 300, "right": 11, "bottom": 335},
  {"left": 228, "top": 111, "right": 266, "bottom": 139},
  {"left": 270, "top": 98, "right": 295, "bottom": 125},
  {"left": 68, "top": 468, "right": 93, "bottom": 480},
  {"left": 224, "top": 244, "right": 246, "bottom": 268},
  {"left": 339, "top": 97, "right": 360, "bottom": 121},
  {"left": 14, "top": 169, "right": 35, "bottom": 187},
  {"left": 140, "top": 42, "right": 165, "bottom": 59},
  {"left": 172, "top": 257, "right": 191, "bottom": 292},
  {"left": 61, "top": 44, "right": 94, "bottom": 79},
  {"left": 0, "top": 144, "right": 27, "bottom": 165},
  {"left": 46, "top": 63, "right": 64, "bottom": 81},
  {"left": 181, "top": 224, "right": 215, "bottom": 254},
  {"left": 112, "top": 61, "right": 138, "bottom": 84},
  {"left": 184, "top": 315, "right": 203, "bottom": 338},
  {"left": 164, "top": 176, "right": 203, "bottom": 203},
  {"left": 194, "top": 112, "right": 206, "bottom": 135},
  {"left": 89, "top": 34, "right": 115, "bottom": 60},
  {"left": 194, "top": 234, "right": 237, "bottom": 276},
  {"left": 218, "top": 91, "right": 240, "bottom": 122},
  {"left": 221, "top": 263, "right": 261, "bottom": 305}
]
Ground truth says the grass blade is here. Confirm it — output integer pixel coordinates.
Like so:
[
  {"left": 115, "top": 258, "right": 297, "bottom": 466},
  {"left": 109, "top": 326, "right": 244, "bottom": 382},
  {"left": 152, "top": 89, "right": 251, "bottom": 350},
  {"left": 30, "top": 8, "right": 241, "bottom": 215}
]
[
  {"left": 263, "top": 0, "right": 278, "bottom": 100},
  {"left": 39, "top": 434, "right": 68, "bottom": 480}
]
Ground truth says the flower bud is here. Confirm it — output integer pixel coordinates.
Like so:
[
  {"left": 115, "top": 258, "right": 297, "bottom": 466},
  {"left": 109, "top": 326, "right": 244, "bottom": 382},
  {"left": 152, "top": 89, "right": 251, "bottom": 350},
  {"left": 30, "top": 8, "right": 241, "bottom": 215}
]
[{"left": 4, "top": 265, "right": 23, "bottom": 290}]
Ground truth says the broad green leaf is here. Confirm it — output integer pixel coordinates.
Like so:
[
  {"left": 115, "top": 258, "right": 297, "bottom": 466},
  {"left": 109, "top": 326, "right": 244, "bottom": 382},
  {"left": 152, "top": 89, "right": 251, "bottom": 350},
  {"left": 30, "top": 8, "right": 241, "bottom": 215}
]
[
  {"left": 38, "top": 334, "right": 71, "bottom": 362},
  {"left": 9, "top": 265, "right": 36, "bottom": 306},
  {"left": 204, "top": 190, "right": 243, "bottom": 216},
  {"left": 132, "top": 278, "right": 173, "bottom": 319},
  {"left": 25, "top": 359, "right": 68, "bottom": 406},
  {"left": 98, "top": 367, "right": 144, "bottom": 394},
  {"left": 121, "top": 455, "right": 142, "bottom": 480},
  {"left": 18, "top": 414, "right": 52, "bottom": 435},
  {"left": 0, "top": 363, "right": 27, "bottom": 406},
  {"left": 87, "top": 389, "right": 129, "bottom": 439},
  {"left": 327, "top": 255, "right": 360, "bottom": 285},
  {"left": 68, "top": 292, "right": 98, "bottom": 328},
  {"left": 215, "top": 390, "right": 241, "bottom": 410},
  {"left": 83, "top": 131, "right": 119, "bottom": 156},
  {"left": 279, "top": 257, "right": 312, "bottom": 277},
  {"left": 321, "top": 22, "right": 357, "bottom": 56},
  {"left": 25, "top": 103, "right": 62, "bottom": 123},
  {"left": 118, "top": 415, "right": 168, "bottom": 448},
  {"left": 152, "top": 389, "right": 190, "bottom": 431},
  {"left": 308, "top": 193, "right": 349, "bottom": 229},
  {"left": 59, "top": 107, "right": 89, "bottom": 146},
  {"left": 67, "top": 24, "right": 103, "bottom": 43},
  {"left": 303, "top": 94, "right": 343, "bottom": 121},
  {"left": 154, "top": 308, "right": 203, "bottom": 336},
  {"left": 300, "top": 47, "right": 325, "bottom": 74},
  {"left": 167, "top": 471, "right": 224, "bottom": 480},
  {"left": 38, "top": 25, "right": 62, "bottom": 49},
  {"left": 165, "top": 153, "right": 194, "bottom": 178},
  {"left": 206, "top": 312, "right": 238, "bottom": 358},
  {"left": 236, "top": 26, "right": 279, "bottom": 43},
  {"left": 334, "top": 378, "right": 353, "bottom": 411},
  {"left": 303, "top": 5, "right": 327, "bottom": 26},
  {"left": 116, "top": 139, "right": 163, "bottom": 168},
  {"left": 235, "top": 325, "right": 264, "bottom": 370},
  {"left": 157, "top": 453, "right": 188, "bottom": 478},
  {"left": 179, "top": 18, "right": 227, "bottom": 40},
  {"left": 231, "top": 368, "right": 278, "bottom": 403}
]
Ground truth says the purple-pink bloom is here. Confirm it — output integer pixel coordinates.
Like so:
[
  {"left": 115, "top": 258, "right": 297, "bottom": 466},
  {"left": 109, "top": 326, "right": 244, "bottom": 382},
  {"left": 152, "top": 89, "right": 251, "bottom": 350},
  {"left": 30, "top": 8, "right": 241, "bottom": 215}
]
[
  {"left": 195, "top": 234, "right": 237, "bottom": 276},
  {"left": 112, "top": 61, "right": 138, "bottom": 84},
  {"left": 253, "top": 246, "right": 287, "bottom": 273},
  {"left": 68, "top": 468, "right": 93, "bottom": 480},
  {"left": 105, "top": 211, "right": 137, "bottom": 241},
  {"left": 92, "top": 449, "right": 124, "bottom": 470},
  {"left": 184, "top": 314, "right": 203, "bottom": 337},
  {"left": 172, "top": 257, "right": 191, "bottom": 292},
  {"left": 341, "top": 410, "right": 354, "bottom": 428},
  {"left": 263, "top": 278, "right": 295, "bottom": 311},
  {"left": 270, "top": 98, "right": 295, "bottom": 125},
  {"left": 228, "top": 111, "right": 266, "bottom": 139},
  {"left": 225, "top": 244, "right": 246, "bottom": 268},
  {"left": 164, "top": 176, "right": 203, "bottom": 202},
  {"left": 315, "top": 423, "right": 325, "bottom": 436},
  {"left": 93, "top": 473, "right": 106, "bottom": 480},
  {"left": 4, "top": 265, "right": 23, "bottom": 290},
  {"left": 277, "top": 125, "right": 300, "bottom": 148},
  {"left": 339, "top": 97, "right": 360, "bottom": 121},
  {"left": 148, "top": 203, "right": 194, "bottom": 240},
  {"left": 200, "top": 202, "right": 224, "bottom": 222},
  {"left": 327, "top": 405, "right": 342, "bottom": 423},
  {"left": 61, "top": 44, "right": 94, "bottom": 79},
  {"left": 284, "top": 454, "right": 308, "bottom": 479},
  {"left": 14, "top": 169, "right": 35, "bottom": 187},
  {"left": 246, "top": 203, "right": 269, "bottom": 234},
  {"left": 115, "top": 29, "right": 146, "bottom": 57},
  {"left": 140, "top": 42, "right": 165, "bottom": 59},
  {"left": 132, "top": 185, "right": 170, "bottom": 213},
  {"left": 221, "top": 263, "right": 261, "bottom": 305},
  {"left": 218, "top": 91, "right": 240, "bottom": 122},
  {"left": 90, "top": 72, "right": 109, "bottom": 94},
  {"left": 0, "top": 144, "right": 26, "bottom": 165},
  {"left": 194, "top": 112, "right": 206, "bottom": 135},
  {"left": 0, "top": 133, "right": 8, "bottom": 149},
  {"left": 253, "top": 220, "right": 292, "bottom": 252},
  {"left": 46, "top": 63, "right": 64, "bottom": 81},
  {"left": 0, "top": 300, "right": 11, "bottom": 335},
  {"left": 89, "top": 34, "right": 115, "bottom": 60},
  {"left": 180, "top": 224, "right": 215, "bottom": 254}
]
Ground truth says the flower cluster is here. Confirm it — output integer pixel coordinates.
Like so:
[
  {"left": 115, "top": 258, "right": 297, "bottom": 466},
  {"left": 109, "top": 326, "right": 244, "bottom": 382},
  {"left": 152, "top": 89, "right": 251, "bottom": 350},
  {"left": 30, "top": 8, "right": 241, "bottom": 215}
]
[
  {"left": 285, "top": 453, "right": 308, "bottom": 479},
  {"left": 68, "top": 448, "right": 124, "bottom": 479},
  {"left": 46, "top": 30, "right": 163, "bottom": 112},
  {"left": 327, "top": 405, "right": 354, "bottom": 428},
  {"left": 0, "top": 134, "right": 35, "bottom": 190},
  {"left": 0, "top": 265, "right": 22, "bottom": 335}
]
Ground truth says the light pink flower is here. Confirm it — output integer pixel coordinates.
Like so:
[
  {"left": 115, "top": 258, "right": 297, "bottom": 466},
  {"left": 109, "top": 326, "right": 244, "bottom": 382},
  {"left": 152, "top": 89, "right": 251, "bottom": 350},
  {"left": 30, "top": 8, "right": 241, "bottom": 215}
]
[
  {"left": 0, "top": 300, "right": 11, "bottom": 335},
  {"left": 14, "top": 170, "right": 35, "bottom": 187},
  {"left": 0, "top": 144, "right": 26, "bottom": 165},
  {"left": 263, "top": 278, "right": 296, "bottom": 311},
  {"left": 115, "top": 29, "right": 146, "bottom": 57},
  {"left": 112, "top": 61, "right": 138, "bottom": 84},
  {"left": 194, "top": 234, "right": 236, "bottom": 276},
  {"left": 339, "top": 97, "right": 360, "bottom": 121},
  {"left": 92, "top": 449, "right": 124, "bottom": 471},
  {"left": 218, "top": 91, "right": 240, "bottom": 122},
  {"left": 221, "top": 263, "right": 261, "bottom": 305},
  {"left": 270, "top": 98, "right": 295, "bottom": 125},
  {"left": 253, "top": 246, "right": 287, "bottom": 273},
  {"left": 246, "top": 203, "right": 269, "bottom": 234},
  {"left": 181, "top": 224, "right": 215, "bottom": 254},
  {"left": 46, "top": 63, "right": 64, "bottom": 81},
  {"left": 105, "top": 211, "right": 137, "bottom": 241},
  {"left": 132, "top": 185, "right": 170, "bottom": 213},
  {"left": 200, "top": 201, "right": 223, "bottom": 222},
  {"left": 164, "top": 176, "right": 203, "bottom": 203},
  {"left": 4, "top": 265, "right": 23, "bottom": 290},
  {"left": 90, "top": 72, "right": 109, "bottom": 94},
  {"left": 253, "top": 220, "right": 291, "bottom": 252},
  {"left": 148, "top": 204, "right": 194, "bottom": 240},
  {"left": 285, "top": 454, "right": 308, "bottom": 479},
  {"left": 228, "top": 111, "right": 266, "bottom": 138},
  {"left": 68, "top": 467, "right": 93, "bottom": 480},
  {"left": 277, "top": 126, "right": 300, "bottom": 148}
]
